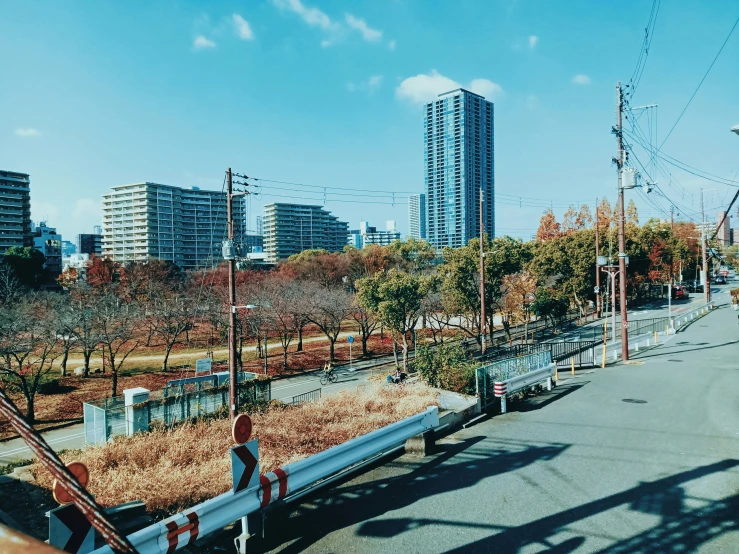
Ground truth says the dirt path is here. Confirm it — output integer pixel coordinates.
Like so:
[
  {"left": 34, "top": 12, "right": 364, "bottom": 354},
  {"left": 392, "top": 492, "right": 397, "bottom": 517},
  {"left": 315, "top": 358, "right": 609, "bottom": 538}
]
[{"left": 59, "top": 331, "right": 353, "bottom": 368}]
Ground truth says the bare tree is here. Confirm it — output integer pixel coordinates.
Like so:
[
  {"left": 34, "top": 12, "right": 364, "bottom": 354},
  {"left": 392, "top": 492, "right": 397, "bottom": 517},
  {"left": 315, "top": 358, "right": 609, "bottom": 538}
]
[
  {"left": 264, "top": 279, "right": 302, "bottom": 372},
  {"left": 422, "top": 289, "right": 452, "bottom": 345},
  {"left": 51, "top": 298, "right": 78, "bottom": 377},
  {"left": 306, "top": 284, "right": 353, "bottom": 363},
  {"left": 95, "top": 294, "right": 142, "bottom": 396},
  {"left": 350, "top": 297, "right": 378, "bottom": 357},
  {"left": 152, "top": 294, "right": 193, "bottom": 372},
  {"left": 68, "top": 289, "right": 102, "bottom": 377},
  {"left": 0, "top": 298, "right": 60, "bottom": 422}
]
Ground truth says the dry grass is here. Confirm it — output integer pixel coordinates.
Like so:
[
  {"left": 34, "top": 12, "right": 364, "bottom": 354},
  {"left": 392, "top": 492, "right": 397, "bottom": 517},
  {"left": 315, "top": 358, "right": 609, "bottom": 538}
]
[{"left": 33, "top": 383, "right": 438, "bottom": 516}]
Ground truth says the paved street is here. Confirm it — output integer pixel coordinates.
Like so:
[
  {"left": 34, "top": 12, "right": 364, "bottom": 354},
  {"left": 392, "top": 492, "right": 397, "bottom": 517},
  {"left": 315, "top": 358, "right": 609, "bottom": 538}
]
[{"left": 254, "top": 296, "right": 738, "bottom": 553}]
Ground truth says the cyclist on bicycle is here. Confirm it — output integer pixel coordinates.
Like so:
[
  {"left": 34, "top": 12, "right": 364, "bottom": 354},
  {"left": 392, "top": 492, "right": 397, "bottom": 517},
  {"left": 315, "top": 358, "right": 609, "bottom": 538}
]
[{"left": 323, "top": 361, "right": 333, "bottom": 374}]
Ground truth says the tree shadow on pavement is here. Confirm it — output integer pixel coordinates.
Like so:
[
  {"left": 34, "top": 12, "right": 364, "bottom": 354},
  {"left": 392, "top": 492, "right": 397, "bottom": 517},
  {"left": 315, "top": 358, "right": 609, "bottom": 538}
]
[
  {"left": 632, "top": 340, "right": 739, "bottom": 360},
  {"left": 436, "top": 458, "right": 739, "bottom": 553},
  {"left": 254, "top": 436, "right": 571, "bottom": 553}
]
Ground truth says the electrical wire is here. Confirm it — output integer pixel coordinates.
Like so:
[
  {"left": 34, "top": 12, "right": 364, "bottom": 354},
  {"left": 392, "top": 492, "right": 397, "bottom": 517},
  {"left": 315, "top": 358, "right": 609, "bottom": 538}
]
[
  {"left": 660, "top": 13, "right": 739, "bottom": 148},
  {"left": 629, "top": 0, "right": 661, "bottom": 97}
]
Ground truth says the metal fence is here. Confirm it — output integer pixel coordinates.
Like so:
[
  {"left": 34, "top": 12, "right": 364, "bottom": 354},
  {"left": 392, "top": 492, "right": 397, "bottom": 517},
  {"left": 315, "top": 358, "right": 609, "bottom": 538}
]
[
  {"left": 290, "top": 388, "right": 321, "bottom": 405},
  {"left": 477, "top": 351, "right": 552, "bottom": 408},
  {"left": 83, "top": 373, "right": 271, "bottom": 445}
]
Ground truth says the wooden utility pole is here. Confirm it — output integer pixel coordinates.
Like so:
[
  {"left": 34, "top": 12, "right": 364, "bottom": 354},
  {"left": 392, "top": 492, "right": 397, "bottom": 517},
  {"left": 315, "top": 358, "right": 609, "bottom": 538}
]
[
  {"left": 616, "top": 83, "right": 630, "bottom": 361},
  {"left": 595, "top": 198, "right": 601, "bottom": 318},
  {"left": 226, "top": 168, "right": 238, "bottom": 420},
  {"left": 479, "top": 188, "right": 487, "bottom": 354},
  {"left": 701, "top": 189, "right": 710, "bottom": 304}
]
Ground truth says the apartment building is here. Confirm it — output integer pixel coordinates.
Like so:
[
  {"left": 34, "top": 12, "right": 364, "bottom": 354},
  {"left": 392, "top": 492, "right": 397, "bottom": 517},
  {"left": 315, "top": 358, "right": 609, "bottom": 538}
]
[
  {"left": 0, "top": 170, "right": 32, "bottom": 255},
  {"left": 77, "top": 233, "right": 103, "bottom": 256},
  {"left": 32, "top": 221, "right": 62, "bottom": 278},
  {"left": 263, "top": 203, "right": 348, "bottom": 263},
  {"left": 348, "top": 220, "right": 401, "bottom": 248},
  {"left": 102, "top": 182, "right": 246, "bottom": 270},
  {"left": 408, "top": 193, "right": 427, "bottom": 240},
  {"left": 424, "top": 88, "right": 494, "bottom": 249}
]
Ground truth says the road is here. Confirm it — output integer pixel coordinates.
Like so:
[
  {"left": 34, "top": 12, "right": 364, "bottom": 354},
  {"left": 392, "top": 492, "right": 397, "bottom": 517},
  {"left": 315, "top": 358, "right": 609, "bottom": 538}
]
[{"left": 248, "top": 291, "right": 738, "bottom": 553}]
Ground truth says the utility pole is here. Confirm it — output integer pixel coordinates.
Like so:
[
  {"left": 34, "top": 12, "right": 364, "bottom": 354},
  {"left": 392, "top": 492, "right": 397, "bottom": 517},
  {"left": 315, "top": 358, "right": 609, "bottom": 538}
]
[
  {"left": 479, "top": 188, "right": 487, "bottom": 354},
  {"left": 595, "top": 198, "right": 601, "bottom": 318},
  {"left": 226, "top": 168, "right": 238, "bottom": 420},
  {"left": 615, "top": 82, "right": 629, "bottom": 361},
  {"left": 701, "top": 189, "right": 710, "bottom": 304}
]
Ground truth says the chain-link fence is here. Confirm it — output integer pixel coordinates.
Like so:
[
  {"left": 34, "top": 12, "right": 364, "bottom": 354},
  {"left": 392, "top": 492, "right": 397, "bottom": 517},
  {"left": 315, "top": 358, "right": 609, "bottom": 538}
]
[
  {"left": 84, "top": 373, "right": 271, "bottom": 445},
  {"left": 477, "top": 351, "right": 552, "bottom": 409}
]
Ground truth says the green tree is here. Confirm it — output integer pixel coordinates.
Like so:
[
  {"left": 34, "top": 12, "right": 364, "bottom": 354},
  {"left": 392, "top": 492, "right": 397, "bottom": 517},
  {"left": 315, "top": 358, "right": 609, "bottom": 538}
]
[
  {"left": 2, "top": 246, "right": 45, "bottom": 288},
  {"left": 531, "top": 287, "right": 569, "bottom": 330},
  {"left": 356, "top": 269, "right": 431, "bottom": 369}
]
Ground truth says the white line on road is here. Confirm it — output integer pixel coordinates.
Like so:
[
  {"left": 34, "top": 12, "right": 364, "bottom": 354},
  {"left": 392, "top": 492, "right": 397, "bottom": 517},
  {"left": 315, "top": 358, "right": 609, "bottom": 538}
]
[{"left": 1, "top": 431, "right": 86, "bottom": 457}]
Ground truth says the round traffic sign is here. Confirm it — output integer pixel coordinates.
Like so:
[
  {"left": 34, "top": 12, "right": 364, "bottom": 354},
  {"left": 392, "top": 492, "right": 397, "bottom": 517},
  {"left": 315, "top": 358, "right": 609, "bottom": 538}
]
[
  {"left": 232, "top": 413, "right": 253, "bottom": 445},
  {"left": 52, "top": 461, "right": 90, "bottom": 505},
  {"left": 594, "top": 286, "right": 600, "bottom": 294},
  {"left": 347, "top": 335, "right": 354, "bottom": 344}
]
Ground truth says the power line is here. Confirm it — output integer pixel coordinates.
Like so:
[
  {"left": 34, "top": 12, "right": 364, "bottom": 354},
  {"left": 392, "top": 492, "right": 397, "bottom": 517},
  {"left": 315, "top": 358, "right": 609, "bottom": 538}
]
[
  {"left": 628, "top": 0, "right": 661, "bottom": 97},
  {"left": 660, "top": 13, "right": 739, "bottom": 148}
]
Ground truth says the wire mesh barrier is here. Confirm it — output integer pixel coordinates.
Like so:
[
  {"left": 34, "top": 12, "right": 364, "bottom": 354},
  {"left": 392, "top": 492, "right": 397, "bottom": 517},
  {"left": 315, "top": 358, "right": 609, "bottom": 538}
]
[
  {"left": 478, "top": 342, "right": 551, "bottom": 363},
  {"left": 290, "top": 388, "right": 322, "bottom": 405},
  {"left": 83, "top": 373, "right": 270, "bottom": 445},
  {"left": 477, "top": 351, "right": 553, "bottom": 409}
]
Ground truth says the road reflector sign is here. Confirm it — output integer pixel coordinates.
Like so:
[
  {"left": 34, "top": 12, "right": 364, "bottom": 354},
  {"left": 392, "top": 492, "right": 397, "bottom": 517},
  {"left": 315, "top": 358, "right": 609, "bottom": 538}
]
[
  {"left": 48, "top": 503, "right": 94, "bottom": 554},
  {"left": 232, "top": 413, "right": 253, "bottom": 445},
  {"left": 53, "top": 462, "right": 89, "bottom": 505},
  {"left": 231, "top": 440, "right": 260, "bottom": 493}
]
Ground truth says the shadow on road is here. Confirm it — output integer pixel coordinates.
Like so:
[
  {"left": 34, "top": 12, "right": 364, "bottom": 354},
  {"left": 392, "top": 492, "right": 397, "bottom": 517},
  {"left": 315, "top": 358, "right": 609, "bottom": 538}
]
[
  {"left": 513, "top": 382, "right": 588, "bottom": 413},
  {"left": 253, "top": 436, "right": 570, "bottom": 553},
  {"left": 632, "top": 340, "right": 739, "bottom": 360}
]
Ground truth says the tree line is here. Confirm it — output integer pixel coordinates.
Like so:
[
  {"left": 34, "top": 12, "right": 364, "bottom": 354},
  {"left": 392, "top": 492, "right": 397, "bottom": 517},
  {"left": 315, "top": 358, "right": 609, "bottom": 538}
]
[{"left": 0, "top": 204, "right": 703, "bottom": 422}]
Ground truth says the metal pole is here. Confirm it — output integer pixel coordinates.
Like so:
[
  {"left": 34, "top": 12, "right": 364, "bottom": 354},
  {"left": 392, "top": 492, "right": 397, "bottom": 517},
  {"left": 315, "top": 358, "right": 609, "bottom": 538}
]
[
  {"left": 227, "top": 168, "right": 237, "bottom": 420},
  {"left": 264, "top": 332, "right": 268, "bottom": 375},
  {"left": 595, "top": 197, "right": 601, "bottom": 317},
  {"left": 611, "top": 270, "right": 617, "bottom": 343},
  {"left": 479, "top": 188, "right": 487, "bottom": 354},
  {"left": 701, "top": 188, "right": 710, "bottom": 304},
  {"left": 616, "top": 82, "right": 629, "bottom": 361}
]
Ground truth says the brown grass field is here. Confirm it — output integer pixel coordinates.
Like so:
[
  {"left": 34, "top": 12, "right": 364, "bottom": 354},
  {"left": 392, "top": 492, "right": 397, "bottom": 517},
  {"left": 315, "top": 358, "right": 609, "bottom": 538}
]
[{"left": 32, "top": 383, "right": 439, "bottom": 516}]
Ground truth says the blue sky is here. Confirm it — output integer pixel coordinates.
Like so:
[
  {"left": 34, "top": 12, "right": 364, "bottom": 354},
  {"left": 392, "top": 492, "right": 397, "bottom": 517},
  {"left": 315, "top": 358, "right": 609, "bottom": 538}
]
[{"left": 2, "top": 0, "right": 739, "bottom": 243}]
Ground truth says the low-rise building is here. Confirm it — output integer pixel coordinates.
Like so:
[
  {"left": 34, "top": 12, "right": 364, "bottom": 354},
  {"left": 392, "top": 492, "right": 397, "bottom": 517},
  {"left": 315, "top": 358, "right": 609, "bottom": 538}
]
[
  {"left": 348, "top": 220, "right": 401, "bottom": 249},
  {"left": 32, "top": 221, "right": 62, "bottom": 279}
]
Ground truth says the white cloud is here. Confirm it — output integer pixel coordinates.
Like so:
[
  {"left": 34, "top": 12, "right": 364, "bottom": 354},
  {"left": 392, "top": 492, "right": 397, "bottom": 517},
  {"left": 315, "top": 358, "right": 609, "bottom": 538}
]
[
  {"left": 347, "top": 75, "right": 383, "bottom": 93},
  {"left": 193, "top": 35, "right": 216, "bottom": 49},
  {"left": 525, "top": 94, "right": 540, "bottom": 111},
  {"left": 368, "top": 75, "right": 383, "bottom": 90},
  {"left": 345, "top": 14, "right": 382, "bottom": 41},
  {"left": 528, "top": 35, "right": 539, "bottom": 49},
  {"left": 233, "top": 14, "right": 254, "bottom": 40},
  {"left": 15, "top": 128, "right": 41, "bottom": 137},
  {"left": 468, "top": 78, "right": 503, "bottom": 100},
  {"left": 320, "top": 39, "right": 333, "bottom": 48},
  {"left": 388, "top": 39, "right": 396, "bottom": 51},
  {"left": 31, "top": 200, "right": 60, "bottom": 223},
  {"left": 572, "top": 74, "right": 591, "bottom": 85},
  {"left": 396, "top": 70, "right": 503, "bottom": 104},
  {"left": 72, "top": 198, "right": 101, "bottom": 223},
  {"left": 272, "top": 0, "right": 333, "bottom": 30}
]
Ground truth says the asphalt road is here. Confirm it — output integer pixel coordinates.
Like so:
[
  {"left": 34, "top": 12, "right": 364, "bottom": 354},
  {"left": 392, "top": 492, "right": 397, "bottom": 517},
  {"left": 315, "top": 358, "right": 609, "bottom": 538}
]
[{"left": 252, "top": 294, "right": 738, "bottom": 553}]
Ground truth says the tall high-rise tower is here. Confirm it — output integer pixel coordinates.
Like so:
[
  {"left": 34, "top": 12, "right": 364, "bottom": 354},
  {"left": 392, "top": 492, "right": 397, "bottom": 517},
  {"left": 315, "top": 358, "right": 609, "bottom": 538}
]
[
  {"left": 424, "top": 89, "right": 494, "bottom": 248},
  {"left": 408, "top": 194, "right": 427, "bottom": 240}
]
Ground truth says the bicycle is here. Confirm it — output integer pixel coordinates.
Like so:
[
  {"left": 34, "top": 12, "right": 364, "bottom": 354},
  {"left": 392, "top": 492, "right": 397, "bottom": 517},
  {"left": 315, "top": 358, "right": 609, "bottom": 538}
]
[{"left": 320, "top": 370, "right": 338, "bottom": 386}]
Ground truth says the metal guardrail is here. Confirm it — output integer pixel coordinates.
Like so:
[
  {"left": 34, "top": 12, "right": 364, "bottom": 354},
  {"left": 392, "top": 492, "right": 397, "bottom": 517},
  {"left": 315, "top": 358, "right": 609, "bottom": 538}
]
[
  {"left": 493, "top": 364, "right": 557, "bottom": 413},
  {"left": 290, "top": 388, "right": 321, "bottom": 405},
  {"left": 91, "top": 406, "right": 440, "bottom": 554},
  {"left": 476, "top": 351, "right": 552, "bottom": 409}
]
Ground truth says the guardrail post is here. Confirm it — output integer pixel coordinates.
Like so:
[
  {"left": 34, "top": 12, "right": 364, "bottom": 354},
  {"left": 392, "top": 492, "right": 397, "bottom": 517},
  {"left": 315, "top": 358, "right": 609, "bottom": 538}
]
[
  {"left": 500, "top": 395, "right": 507, "bottom": 413},
  {"left": 570, "top": 357, "right": 575, "bottom": 375},
  {"left": 613, "top": 350, "right": 617, "bottom": 362},
  {"left": 546, "top": 377, "right": 552, "bottom": 391}
]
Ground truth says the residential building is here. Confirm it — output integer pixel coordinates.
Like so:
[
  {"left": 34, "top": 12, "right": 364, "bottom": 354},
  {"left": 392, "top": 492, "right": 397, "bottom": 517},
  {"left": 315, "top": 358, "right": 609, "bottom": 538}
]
[
  {"left": 244, "top": 234, "right": 264, "bottom": 253},
  {"left": 255, "top": 215, "right": 263, "bottom": 236},
  {"left": 102, "top": 182, "right": 246, "bottom": 270},
  {"left": 62, "top": 240, "right": 77, "bottom": 257},
  {"left": 62, "top": 253, "right": 91, "bottom": 280},
  {"left": 32, "top": 221, "right": 62, "bottom": 278},
  {"left": 348, "top": 220, "right": 401, "bottom": 249},
  {"left": 408, "top": 193, "right": 427, "bottom": 240},
  {"left": 93, "top": 225, "right": 102, "bottom": 235},
  {"left": 424, "top": 88, "right": 494, "bottom": 249},
  {"left": 716, "top": 211, "right": 731, "bottom": 246},
  {"left": 263, "top": 203, "right": 348, "bottom": 263},
  {"left": 77, "top": 233, "right": 103, "bottom": 256},
  {"left": 0, "top": 170, "right": 32, "bottom": 256}
]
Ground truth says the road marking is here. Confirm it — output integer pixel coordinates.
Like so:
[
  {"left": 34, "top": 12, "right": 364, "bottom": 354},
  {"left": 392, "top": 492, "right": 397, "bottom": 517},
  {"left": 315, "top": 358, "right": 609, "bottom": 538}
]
[{"left": 2, "top": 431, "right": 86, "bottom": 457}]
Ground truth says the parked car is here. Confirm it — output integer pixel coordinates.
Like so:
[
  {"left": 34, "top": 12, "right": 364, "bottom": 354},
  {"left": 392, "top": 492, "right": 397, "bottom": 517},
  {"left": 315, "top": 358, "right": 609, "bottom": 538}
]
[
  {"left": 671, "top": 285, "right": 690, "bottom": 300},
  {"left": 715, "top": 274, "right": 727, "bottom": 285},
  {"left": 686, "top": 281, "right": 704, "bottom": 293}
]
